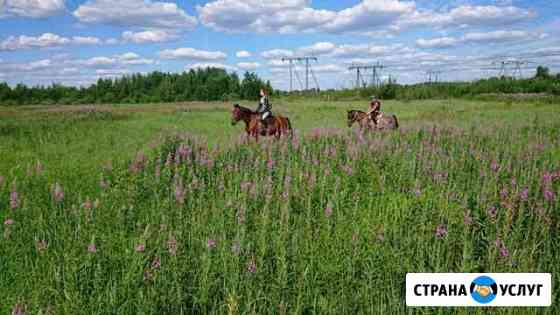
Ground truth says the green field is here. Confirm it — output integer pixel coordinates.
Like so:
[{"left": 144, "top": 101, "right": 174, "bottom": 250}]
[{"left": 0, "top": 99, "right": 559, "bottom": 314}]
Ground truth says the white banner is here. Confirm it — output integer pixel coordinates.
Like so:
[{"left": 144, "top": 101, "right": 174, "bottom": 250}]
[{"left": 406, "top": 273, "right": 552, "bottom": 307}]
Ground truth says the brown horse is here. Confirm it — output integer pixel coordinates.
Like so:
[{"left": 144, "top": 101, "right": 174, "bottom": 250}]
[
  {"left": 347, "top": 110, "right": 399, "bottom": 131},
  {"left": 231, "top": 104, "right": 292, "bottom": 140}
]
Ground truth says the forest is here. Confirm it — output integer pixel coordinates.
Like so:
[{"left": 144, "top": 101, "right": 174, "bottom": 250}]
[
  {"left": 0, "top": 68, "right": 273, "bottom": 106},
  {"left": 0, "top": 66, "right": 559, "bottom": 105}
]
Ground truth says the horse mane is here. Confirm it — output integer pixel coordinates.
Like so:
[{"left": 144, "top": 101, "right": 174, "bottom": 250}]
[
  {"left": 235, "top": 104, "right": 256, "bottom": 115},
  {"left": 348, "top": 109, "right": 365, "bottom": 114}
]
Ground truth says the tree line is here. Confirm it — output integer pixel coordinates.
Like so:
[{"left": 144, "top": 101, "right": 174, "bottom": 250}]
[
  {"left": 0, "top": 68, "right": 274, "bottom": 106},
  {"left": 1, "top": 66, "right": 559, "bottom": 106},
  {"left": 289, "top": 66, "right": 560, "bottom": 101}
]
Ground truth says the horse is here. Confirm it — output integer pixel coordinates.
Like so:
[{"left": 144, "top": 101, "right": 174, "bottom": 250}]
[
  {"left": 231, "top": 104, "right": 292, "bottom": 140},
  {"left": 347, "top": 110, "right": 399, "bottom": 131}
]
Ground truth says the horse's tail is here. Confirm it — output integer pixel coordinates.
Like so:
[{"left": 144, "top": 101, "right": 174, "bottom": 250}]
[
  {"left": 286, "top": 117, "right": 292, "bottom": 131},
  {"left": 393, "top": 115, "right": 399, "bottom": 129}
]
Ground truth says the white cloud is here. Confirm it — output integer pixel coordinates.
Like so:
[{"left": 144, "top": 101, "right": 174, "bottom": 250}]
[
  {"left": 416, "top": 37, "right": 461, "bottom": 48},
  {"left": 0, "top": 33, "right": 106, "bottom": 51},
  {"left": 398, "top": 5, "right": 536, "bottom": 30},
  {"left": 0, "top": 0, "right": 65, "bottom": 18},
  {"left": 96, "top": 69, "right": 130, "bottom": 76},
  {"left": 236, "top": 62, "right": 260, "bottom": 71},
  {"left": 122, "top": 29, "right": 178, "bottom": 44},
  {"left": 197, "top": 1, "right": 536, "bottom": 36},
  {"left": 236, "top": 50, "right": 252, "bottom": 58},
  {"left": 72, "top": 36, "right": 102, "bottom": 45},
  {"left": 331, "top": 43, "right": 412, "bottom": 58},
  {"left": 416, "top": 30, "right": 547, "bottom": 49},
  {"left": 261, "top": 49, "right": 294, "bottom": 59},
  {"left": 197, "top": 0, "right": 414, "bottom": 34},
  {"left": 297, "top": 42, "right": 336, "bottom": 56},
  {"left": 0, "top": 33, "right": 69, "bottom": 50},
  {"left": 463, "top": 30, "right": 546, "bottom": 43},
  {"left": 73, "top": 0, "right": 197, "bottom": 29},
  {"left": 185, "top": 62, "right": 237, "bottom": 72},
  {"left": 116, "top": 52, "right": 155, "bottom": 65},
  {"left": 159, "top": 47, "right": 227, "bottom": 60},
  {"left": 267, "top": 60, "right": 291, "bottom": 67},
  {"left": 78, "top": 56, "right": 117, "bottom": 68}
]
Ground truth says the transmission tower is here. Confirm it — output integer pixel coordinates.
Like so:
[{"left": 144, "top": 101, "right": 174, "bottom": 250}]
[
  {"left": 348, "top": 62, "right": 385, "bottom": 88},
  {"left": 426, "top": 70, "right": 442, "bottom": 83},
  {"left": 490, "top": 59, "right": 533, "bottom": 79},
  {"left": 281, "top": 56, "right": 319, "bottom": 91}
]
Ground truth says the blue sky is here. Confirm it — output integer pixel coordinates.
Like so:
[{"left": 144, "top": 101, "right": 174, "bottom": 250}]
[{"left": 0, "top": 0, "right": 559, "bottom": 90}]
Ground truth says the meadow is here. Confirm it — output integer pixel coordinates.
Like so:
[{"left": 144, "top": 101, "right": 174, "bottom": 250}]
[{"left": 0, "top": 99, "right": 559, "bottom": 314}]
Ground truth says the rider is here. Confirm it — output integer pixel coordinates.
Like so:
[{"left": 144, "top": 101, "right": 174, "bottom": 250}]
[
  {"left": 256, "top": 88, "right": 272, "bottom": 129},
  {"left": 365, "top": 95, "right": 381, "bottom": 125}
]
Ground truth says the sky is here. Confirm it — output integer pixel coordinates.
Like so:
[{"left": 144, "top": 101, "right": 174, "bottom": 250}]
[{"left": 0, "top": 0, "right": 559, "bottom": 90}]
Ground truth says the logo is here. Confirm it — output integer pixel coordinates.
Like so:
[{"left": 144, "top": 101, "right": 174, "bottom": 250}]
[
  {"left": 406, "top": 273, "right": 551, "bottom": 307},
  {"left": 470, "top": 276, "right": 497, "bottom": 304}
]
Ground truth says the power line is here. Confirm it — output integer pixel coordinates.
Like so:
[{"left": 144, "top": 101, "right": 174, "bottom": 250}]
[
  {"left": 281, "top": 56, "right": 319, "bottom": 91},
  {"left": 348, "top": 62, "right": 385, "bottom": 88}
]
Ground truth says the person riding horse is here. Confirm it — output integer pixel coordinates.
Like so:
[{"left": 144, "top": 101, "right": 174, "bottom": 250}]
[
  {"left": 365, "top": 95, "right": 381, "bottom": 126},
  {"left": 256, "top": 89, "right": 272, "bottom": 130}
]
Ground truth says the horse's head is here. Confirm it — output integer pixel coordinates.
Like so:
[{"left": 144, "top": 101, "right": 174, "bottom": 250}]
[
  {"left": 231, "top": 104, "right": 242, "bottom": 125},
  {"left": 347, "top": 110, "right": 357, "bottom": 127}
]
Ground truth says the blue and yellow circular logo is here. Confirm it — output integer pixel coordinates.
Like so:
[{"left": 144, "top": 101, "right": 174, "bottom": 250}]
[{"left": 470, "top": 276, "right": 498, "bottom": 304}]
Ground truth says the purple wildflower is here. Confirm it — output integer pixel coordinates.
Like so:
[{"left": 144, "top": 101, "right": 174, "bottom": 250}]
[
  {"left": 520, "top": 187, "right": 529, "bottom": 201},
  {"left": 240, "top": 181, "right": 252, "bottom": 191},
  {"left": 207, "top": 239, "right": 216, "bottom": 250},
  {"left": 10, "top": 190, "right": 19, "bottom": 210},
  {"left": 324, "top": 203, "right": 333, "bottom": 218},
  {"left": 167, "top": 236, "right": 177, "bottom": 256},
  {"left": 487, "top": 206, "right": 497, "bottom": 220},
  {"left": 52, "top": 183, "right": 64, "bottom": 203},
  {"left": 247, "top": 257, "right": 257, "bottom": 273},
  {"left": 499, "top": 188, "right": 508, "bottom": 200},
  {"left": 4, "top": 219, "right": 14, "bottom": 226},
  {"left": 435, "top": 224, "right": 448, "bottom": 238},
  {"left": 544, "top": 189, "right": 556, "bottom": 202},
  {"left": 267, "top": 159, "right": 275, "bottom": 170},
  {"left": 495, "top": 238, "right": 509, "bottom": 258},
  {"left": 151, "top": 256, "right": 161, "bottom": 269},
  {"left": 11, "top": 303, "right": 25, "bottom": 315},
  {"left": 87, "top": 243, "right": 97, "bottom": 253},
  {"left": 135, "top": 243, "right": 146, "bottom": 253},
  {"left": 491, "top": 160, "right": 500, "bottom": 172},
  {"left": 129, "top": 151, "right": 147, "bottom": 173},
  {"left": 174, "top": 177, "right": 185, "bottom": 205},
  {"left": 342, "top": 165, "right": 353, "bottom": 176}
]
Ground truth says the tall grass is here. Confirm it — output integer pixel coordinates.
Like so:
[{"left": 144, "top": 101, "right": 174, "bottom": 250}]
[{"left": 1, "top": 113, "right": 558, "bottom": 313}]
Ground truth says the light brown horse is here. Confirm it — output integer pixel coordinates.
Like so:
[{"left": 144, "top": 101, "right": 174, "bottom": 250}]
[
  {"left": 347, "top": 110, "right": 399, "bottom": 131},
  {"left": 231, "top": 104, "right": 292, "bottom": 140}
]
